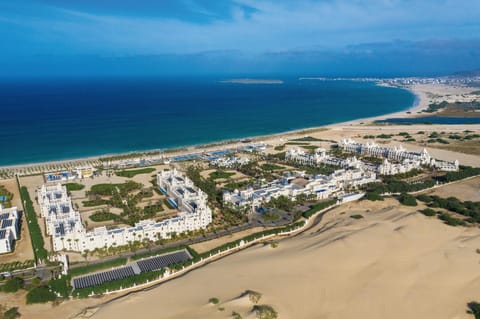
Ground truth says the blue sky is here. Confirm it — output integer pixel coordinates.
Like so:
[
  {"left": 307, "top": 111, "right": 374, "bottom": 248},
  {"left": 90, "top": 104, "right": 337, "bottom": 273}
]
[{"left": 1, "top": 0, "right": 479, "bottom": 77}]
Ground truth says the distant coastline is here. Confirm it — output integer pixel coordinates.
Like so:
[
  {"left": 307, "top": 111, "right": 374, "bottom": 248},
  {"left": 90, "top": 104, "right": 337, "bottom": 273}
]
[
  {"left": 219, "top": 78, "right": 284, "bottom": 84},
  {"left": 0, "top": 79, "right": 420, "bottom": 169}
]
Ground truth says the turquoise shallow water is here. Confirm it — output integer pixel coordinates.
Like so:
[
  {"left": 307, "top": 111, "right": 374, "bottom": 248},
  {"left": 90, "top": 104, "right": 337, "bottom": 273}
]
[{"left": 0, "top": 78, "right": 415, "bottom": 166}]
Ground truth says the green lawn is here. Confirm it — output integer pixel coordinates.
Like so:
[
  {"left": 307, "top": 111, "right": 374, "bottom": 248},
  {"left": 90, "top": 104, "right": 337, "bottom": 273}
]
[
  {"left": 89, "top": 181, "right": 142, "bottom": 196},
  {"left": 115, "top": 167, "right": 156, "bottom": 178},
  {"left": 19, "top": 186, "right": 48, "bottom": 261},
  {"left": 64, "top": 183, "right": 85, "bottom": 192},
  {"left": 209, "top": 171, "right": 235, "bottom": 180}
]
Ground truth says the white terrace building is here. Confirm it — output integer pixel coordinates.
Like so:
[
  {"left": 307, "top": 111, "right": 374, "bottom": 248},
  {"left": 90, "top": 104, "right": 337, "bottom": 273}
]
[
  {"left": 157, "top": 168, "right": 213, "bottom": 229},
  {"left": 377, "top": 158, "right": 422, "bottom": 176},
  {"left": 211, "top": 156, "right": 250, "bottom": 169},
  {"left": 338, "top": 138, "right": 459, "bottom": 171},
  {"left": 223, "top": 167, "right": 377, "bottom": 210},
  {"left": 286, "top": 148, "right": 327, "bottom": 166},
  {"left": 0, "top": 206, "right": 19, "bottom": 254},
  {"left": 39, "top": 170, "right": 212, "bottom": 253},
  {"left": 286, "top": 148, "right": 363, "bottom": 170}
]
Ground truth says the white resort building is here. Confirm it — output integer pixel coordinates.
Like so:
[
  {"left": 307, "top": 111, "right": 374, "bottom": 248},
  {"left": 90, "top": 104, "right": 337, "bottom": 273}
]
[
  {"left": 211, "top": 156, "right": 250, "bottom": 168},
  {"left": 223, "top": 167, "right": 377, "bottom": 210},
  {"left": 338, "top": 139, "right": 459, "bottom": 172},
  {"left": 38, "top": 169, "right": 212, "bottom": 253},
  {"left": 286, "top": 148, "right": 363, "bottom": 169},
  {"left": 377, "top": 158, "right": 421, "bottom": 176},
  {"left": 0, "top": 205, "right": 19, "bottom": 254}
]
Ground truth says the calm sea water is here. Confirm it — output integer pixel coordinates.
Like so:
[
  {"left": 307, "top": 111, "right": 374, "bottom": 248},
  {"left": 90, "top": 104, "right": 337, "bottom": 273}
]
[{"left": 0, "top": 78, "right": 415, "bottom": 166}]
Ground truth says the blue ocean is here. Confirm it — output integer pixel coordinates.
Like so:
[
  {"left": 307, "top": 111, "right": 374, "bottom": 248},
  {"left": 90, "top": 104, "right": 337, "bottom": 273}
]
[{"left": 0, "top": 78, "right": 415, "bottom": 166}]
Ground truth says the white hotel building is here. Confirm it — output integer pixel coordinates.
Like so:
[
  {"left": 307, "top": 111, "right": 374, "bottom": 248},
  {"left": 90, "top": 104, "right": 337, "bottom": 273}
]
[
  {"left": 338, "top": 139, "right": 459, "bottom": 172},
  {"left": 38, "top": 169, "right": 212, "bottom": 252},
  {"left": 223, "top": 168, "right": 376, "bottom": 210},
  {"left": 286, "top": 148, "right": 364, "bottom": 170},
  {"left": 0, "top": 205, "right": 19, "bottom": 254}
]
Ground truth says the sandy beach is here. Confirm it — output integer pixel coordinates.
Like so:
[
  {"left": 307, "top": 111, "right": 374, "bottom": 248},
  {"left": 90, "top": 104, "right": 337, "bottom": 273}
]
[{"left": 90, "top": 196, "right": 480, "bottom": 319}]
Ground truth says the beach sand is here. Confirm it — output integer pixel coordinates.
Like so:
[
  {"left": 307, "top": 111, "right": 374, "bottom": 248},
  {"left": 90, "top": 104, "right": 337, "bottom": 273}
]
[{"left": 90, "top": 197, "right": 480, "bottom": 319}]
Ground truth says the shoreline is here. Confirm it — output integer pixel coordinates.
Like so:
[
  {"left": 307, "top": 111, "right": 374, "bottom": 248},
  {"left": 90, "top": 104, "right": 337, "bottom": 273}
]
[{"left": 0, "top": 82, "right": 470, "bottom": 171}]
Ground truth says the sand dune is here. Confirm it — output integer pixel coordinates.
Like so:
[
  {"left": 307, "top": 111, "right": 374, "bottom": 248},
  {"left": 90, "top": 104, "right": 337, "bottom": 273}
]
[{"left": 90, "top": 199, "right": 480, "bottom": 319}]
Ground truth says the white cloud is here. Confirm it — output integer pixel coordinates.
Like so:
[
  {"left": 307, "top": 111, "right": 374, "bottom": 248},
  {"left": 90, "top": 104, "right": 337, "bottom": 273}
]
[{"left": 1, "top": 0, "right": 480, "bottom": 56}]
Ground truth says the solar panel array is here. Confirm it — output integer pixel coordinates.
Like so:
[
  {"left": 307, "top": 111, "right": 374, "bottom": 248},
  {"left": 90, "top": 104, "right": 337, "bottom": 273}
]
[
  {"left": 136, "top": 250, "right": 190, "bottom": 273},
  {"left": 72, "top": 266, "right": 135, "bottom": 289},
  {"left": 72, "top": 250, "right": 191, "bottom": 290},
  {"left": 1, "top": 219, "right": 12, "bottom": 228}
]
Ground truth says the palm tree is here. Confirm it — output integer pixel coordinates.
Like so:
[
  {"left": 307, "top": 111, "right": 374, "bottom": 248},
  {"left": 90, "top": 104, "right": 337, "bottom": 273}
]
[{"left": 83, "top": 249, "right": 89, "bottom": 261}]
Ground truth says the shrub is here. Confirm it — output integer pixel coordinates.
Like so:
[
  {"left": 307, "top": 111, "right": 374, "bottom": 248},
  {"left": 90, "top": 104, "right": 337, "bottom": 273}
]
[
  {"left": 364, "top": 192, "right": 383, "bottom": 201},
  {"left": 3, "top": 307, "right": 20, "bottom": 319},
  {"left": 246, "top": 290, "right": 262, "bottom": 304},
  {"left": 350, "top": 214, "right": 364, "bottom": 219},
  {"left": 253, "top": 305, "right": 278, "bottom": 319},
  {"left": 438, "top": 213, "right": 466, "bottom": 227},
  {"left": 398, "top": 193, "right": 417, "bottom": 206},
  {"left": 302, "top": 200, "right": 336, "bottom": 218},
  {"left": 435, "top": 166, "right": 480, "bottom": 183},
  {"left": 82, "top": 199, "right": 110, "bottom": 207},
  {"left": 209, "top": 171, "right": 235, "bottom": 180},
  {"left": 89, "top": 211, "right": 123, "bottom": 222},
  {"left": 468, "top": 302, "right": 480, "bottom": 319},
  {"left": 419, "top": 208, "right": 436, "bottom": 217},
  {"left": 232, "top": 311, "right": 243, "bottom": 319},
  {"left": 26, "top": 286, "right": 57, "bottom": 304},
  {"left": 416, "top": 194, "right": 432, "bottom": 203},
  {"left": 1, "top": 277, "right": 23, "bottom": 293},
  {"left": 376, "top": 134, "right": 393, "bottom": 139},
  {"left": 209, "top": 297, "right": 220, "bottom": 305}
]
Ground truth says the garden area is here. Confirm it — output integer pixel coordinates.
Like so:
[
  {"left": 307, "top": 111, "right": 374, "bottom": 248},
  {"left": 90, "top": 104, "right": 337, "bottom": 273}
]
[
  {"left": 82, "top": 181, "right": 164, "bottom": 226},
  {"left": 64, "top": 183, "right": 85, "bottom": 192},
  {"left": 19, "top": 186, "right": 47, "bottom": 261},
  {"left": 0, "top": 185, "right": 13, "bottom": 208},
  {"left": 115, "top": 167, "right": 156, "bottom": 178}
]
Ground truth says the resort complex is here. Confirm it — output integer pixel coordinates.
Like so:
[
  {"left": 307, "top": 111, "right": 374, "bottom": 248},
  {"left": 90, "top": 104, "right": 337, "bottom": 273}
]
[
  {"left": 0, "top": 205, "right": 19, "bottom": 254},
  {"left": 223, "top": 166, "right": 377, "bottom": 210},
  {"left": 286, "top": 147, "right": 364, "bottom": 169},
  {"left": 338, "top": 138, "right": 460, "bottom": 172},
  {"left": 38, "top": 169, "right": 212, "bottom": 252},
  {"left": 286, "top": 146, "right": 432, "bottom": 176},
  {"left": 1, "top": 0, "right": 480, "bottom": 314}
]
